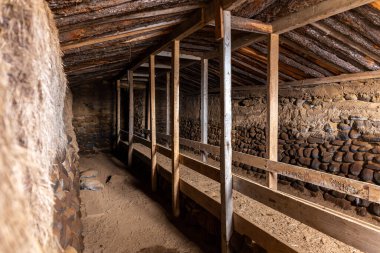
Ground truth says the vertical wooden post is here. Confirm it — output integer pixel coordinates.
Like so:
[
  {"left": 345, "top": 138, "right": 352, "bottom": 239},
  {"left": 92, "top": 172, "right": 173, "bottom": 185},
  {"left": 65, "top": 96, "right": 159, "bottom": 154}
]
[
  {"left": 142, "top": 85, "right": 146, "bottom": 131},
  {"left": 166, "top": 72, "right": 171, "bottom": 138},
  {"left": 171, "top": 40, "right": 180, "bottom": 217},
  {"left": 116, "top": 79, "right": 121, "bottom": 144},
  {"left": 219, "top": 10, "right": 233, "bottom": 253},
  {"left": 128, "top": 70, "right": 134, "bottom": 168},
  {"left": 146, "top": 86, "right": 151, "bottom": 140},
  {"left": 266, "top": 33, "right": 279, "bottom": 190},
  {"left": 150, "top": 55, "right": 157, "bottom": 192},
  {"left": 201, "top": 58, "right": 208, "bottom": 163}
]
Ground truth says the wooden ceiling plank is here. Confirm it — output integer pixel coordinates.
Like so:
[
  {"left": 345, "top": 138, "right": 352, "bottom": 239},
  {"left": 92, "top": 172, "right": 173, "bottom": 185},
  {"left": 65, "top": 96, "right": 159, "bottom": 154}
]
[
  {"left": 205, "top": 0, "right": 375, "bottom": 59},
  {"left": 62, "top": 20, "right": 183, "bottom": 51},
  {"left": 123, "top": 0, "right": 247, "bottom": 73}
]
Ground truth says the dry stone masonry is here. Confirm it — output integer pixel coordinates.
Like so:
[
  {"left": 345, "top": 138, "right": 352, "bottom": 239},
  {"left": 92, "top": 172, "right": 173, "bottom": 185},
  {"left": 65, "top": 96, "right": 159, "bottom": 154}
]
[{"left": 180, "top": 79, "right": 380, "bottom": 218}]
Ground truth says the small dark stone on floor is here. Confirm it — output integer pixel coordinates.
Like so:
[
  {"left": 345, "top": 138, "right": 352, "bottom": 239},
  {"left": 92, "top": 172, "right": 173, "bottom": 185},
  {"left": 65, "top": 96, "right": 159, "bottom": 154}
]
[{"left": 355, "top": 207, "right": 367, "bottom": 217}]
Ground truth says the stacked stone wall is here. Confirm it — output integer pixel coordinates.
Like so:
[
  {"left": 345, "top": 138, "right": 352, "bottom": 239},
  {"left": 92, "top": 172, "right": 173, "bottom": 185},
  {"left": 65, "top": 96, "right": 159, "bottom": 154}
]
[
  {"left": 72, "top": 81, "right": 115, "bottom": 153},
  {"left": 180, "top": 79, "right": 380, "bottom": 218}
]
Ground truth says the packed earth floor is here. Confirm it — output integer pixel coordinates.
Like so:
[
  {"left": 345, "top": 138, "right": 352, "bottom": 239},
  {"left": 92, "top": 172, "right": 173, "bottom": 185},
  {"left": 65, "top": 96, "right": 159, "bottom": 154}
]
[{"left": 79, "top": 153, "right": 203, "bottom": 253}]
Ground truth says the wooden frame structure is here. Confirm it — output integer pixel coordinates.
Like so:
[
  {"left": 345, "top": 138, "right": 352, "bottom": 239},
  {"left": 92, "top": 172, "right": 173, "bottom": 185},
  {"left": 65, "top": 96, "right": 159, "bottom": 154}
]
[{"left": 115, "top": 1, "right": 380, "bottom": 252}]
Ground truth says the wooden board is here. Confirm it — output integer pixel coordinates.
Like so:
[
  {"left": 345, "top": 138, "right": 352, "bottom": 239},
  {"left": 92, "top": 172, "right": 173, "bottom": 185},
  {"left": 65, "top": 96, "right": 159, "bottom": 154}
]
[
  {"left": 128, "top": 70, "right": 134, "bottom": 168},
  {"left": 171, "top": 40, "right": 180, "bottom": 217},
  {"left": 136, "top": 133, "right": 380, "bottom": 203},
  {"left": 219, "top": 10, "right": 233, "bottom": 253},
  {"left": 266, "top": 33, "right": 279, "bottom": 190},
  {"left": 150, "top": 55, "right": 157, "bottom": 192},
  {"left": 116, "top": 80, "right": 121, "bottom": 144},
  {"left": 131, "top": 144, "right": 298, "bottom": 253},
  {"left": 233, "top": 174, "right": 380, "bottom": 253},
  {"left": 130, "top": 141, "right": 380, "bottom": 253},
  {"left": 201, "top": 58, "right": 209, "bottom": 163}
]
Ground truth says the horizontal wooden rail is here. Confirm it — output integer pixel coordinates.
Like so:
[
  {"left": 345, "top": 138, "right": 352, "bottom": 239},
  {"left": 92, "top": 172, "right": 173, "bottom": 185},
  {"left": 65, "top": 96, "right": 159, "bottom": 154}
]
[
  {"left": 134, "top": 132, "right": 380, "bottom": 203},
  {"left": 129, "top": 142, "right": 298, "bottom": 253},
  {"left": 233, "top": 174, "right": 380, "bottom": 253},
  {"left": 127, "top": 140, "right": 380, "bottom": 253}
]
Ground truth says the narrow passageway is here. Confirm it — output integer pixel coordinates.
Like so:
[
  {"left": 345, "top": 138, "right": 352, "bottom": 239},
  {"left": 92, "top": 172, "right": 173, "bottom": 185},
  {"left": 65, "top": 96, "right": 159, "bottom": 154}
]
[{"left": 79, "top": 153, "right": 203, "bottom": 253}]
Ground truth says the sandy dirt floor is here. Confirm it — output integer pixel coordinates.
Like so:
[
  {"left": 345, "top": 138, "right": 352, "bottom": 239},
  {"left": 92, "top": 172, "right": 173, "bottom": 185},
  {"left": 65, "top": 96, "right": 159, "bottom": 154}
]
[{"left": 79, "top": 153, "right": 203, "bottom": 253}]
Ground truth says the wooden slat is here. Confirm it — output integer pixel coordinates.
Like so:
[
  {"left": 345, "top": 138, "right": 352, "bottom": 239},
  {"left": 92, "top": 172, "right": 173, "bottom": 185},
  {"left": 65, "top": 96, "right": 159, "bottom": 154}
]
[
  {"left": 131, "top": 144, "right": 301, "bottom": 253},
  {"left": 201, "top": 58, "right": 209, "bottom": 162},
  {"left": 272, "top": 0, "right": 376, "bottom": 34},
  {"left": 219, "top": 10, "right": 233, "bottom": 253},
  {"left": 281, "top": 70, "right": 380, "bottom": 88},
  {"left": 209, "top": 16, "right": 272, "bottom": 34},
  {"left": 205, "top": 0, "right": 375, "bottom": 59},
  {"left": 62, "top": 21, "right": 181, "bottom": 51},
  {"left": 133, "top": 135, "right": 151, "bottom": 148},
  {"left": 233, "top": 174, "right": 380, "bottom": 253},
  {"left": 139, "top": 133, "right": 380, "bottom": 203},
  {"left": 145, "top": 84, "right": 151, "bottom": 140},
  {"left": 266, "top": 33, "right": 279, "bottom": 190},
  {"left": 128, "top": 70, "right": 134, "bottom": 168},
  {"left": 166, "top": 72, "right": 171, "bottom": 137},
  {"left": 311, "top": 22, "right": 380, "bottom": 64},
  {"left": 150, "top": 55, "right": 157, "bottom": 192},
  {"left": 171, "top": 40, "right": 180, "bottom": 217},
  {"left": 132, "top": 141, "right": 380, "bottom": 253},
  {"left": 124, "top": 0, "right": 244, "bottom": 73},
  {"left": 116, "top": 80, "right": 121, "bottom": 144},
  {"left": 231, "top": 16, "right": 272, "bottom": 33}
]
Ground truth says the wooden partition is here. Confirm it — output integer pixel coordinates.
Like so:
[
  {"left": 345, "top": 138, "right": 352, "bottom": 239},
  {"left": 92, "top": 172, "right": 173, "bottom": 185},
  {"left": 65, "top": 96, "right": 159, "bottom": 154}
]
[{"left": 131, "top": 133, "right": 380, "bottom": 253}]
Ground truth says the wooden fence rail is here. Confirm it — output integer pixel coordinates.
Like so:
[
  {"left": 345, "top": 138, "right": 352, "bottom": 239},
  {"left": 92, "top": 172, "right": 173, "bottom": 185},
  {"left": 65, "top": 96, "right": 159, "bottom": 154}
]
[
  {"left": 128, "top": 134, "right": 380, "bottom": 253},
  {"left": 132, "top": 130, "right": 380, "bottom": 204}
]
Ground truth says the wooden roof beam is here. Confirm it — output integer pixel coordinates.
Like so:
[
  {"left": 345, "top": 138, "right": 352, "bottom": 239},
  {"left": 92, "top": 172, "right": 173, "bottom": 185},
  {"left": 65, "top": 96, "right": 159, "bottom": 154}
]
[
  {"left": 121, "top": 0, "right": 247, "bottom": 75},
  {"left": 157, "top": 51, "right": 201, "bottom": 60},
  {"left": 61, "top": 20, "right": 183, "bottom": 51},
  {"left": 209, "top": 16, "right": 272, "bottom": 34},
  {"left": 204, "top": 0, "right": 375, "bottom": 59}
]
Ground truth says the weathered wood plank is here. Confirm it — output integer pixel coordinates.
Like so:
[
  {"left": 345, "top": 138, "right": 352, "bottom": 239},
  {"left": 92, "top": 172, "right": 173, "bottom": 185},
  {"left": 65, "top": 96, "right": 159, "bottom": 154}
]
[
  {"left": 271, "top": 0, "right": 376, "bottom": 34},
  {"left": 116, "top": 80, "right": 121, "bottom": 144},
  {"left": 209, "top": 16, "right": 272, "bottom": 34},
  {"left": 138, "top": 133, "right": 380, "bottom": 203},
  {"left": 205, "top": 0, "right": 375, "bottom": 59},
  {"left": 171, "top": 40, "right": 181, "bottom": 217},
  {"left": 124, "top": 0, "right": 245, "bottom": 73},
  {"left": 62, "top": 21, "right": 181, "bottom": 51},
  {"left": 150, "top": 55, "right": 157, "bottom": 192},
  {"left": 166, "top": 72, "right": 171, "bottom": 137},
  {"left": 233, "top": 174, "right": 380, "bottom": 253},
  {"left": 201, "top": 58, "right": 209, "bottom": 163},
  {"left": 219, "top": 10, "right": 233, "bottom": 253},
  {"left": 282, "top": 70, "right": 380, "bottom": 88},
  {"left": 266, "top": 33, "right": 279, "bottom": 190},
  {"left": 128, "top": 70, "right": 134, "bottom": 168}
]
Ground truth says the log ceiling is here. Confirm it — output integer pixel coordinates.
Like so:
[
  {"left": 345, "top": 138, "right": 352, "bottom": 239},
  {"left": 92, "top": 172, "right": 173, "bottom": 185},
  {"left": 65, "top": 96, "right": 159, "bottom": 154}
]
[{"left": 47, "top": 0, "right": 380, "bottom": 93}]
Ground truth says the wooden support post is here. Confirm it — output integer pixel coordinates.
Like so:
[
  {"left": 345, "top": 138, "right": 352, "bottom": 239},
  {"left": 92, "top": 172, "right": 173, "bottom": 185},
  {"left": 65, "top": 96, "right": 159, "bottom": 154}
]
[
  {"left": 219, "top": 10, "right": 233, "bottom": 253},
  {"left": 171, "top": 40, "right": 180, "bottom": 217},
  {"left": 128, "top": 70, "right": 134, "bottom": 168},
  {"left": 116, "top": 80, "right": 121, "bottom": 144},
  {"left": 166, "top": 71, "right": 171, "bottom": 137},
  {"left": 150, "top": 55, "right": 157, "bottom": 192},
  {"left": 266, "top": 33, "right": 279, "bottom": 190},
  {"left": 142, "top": 86, "right": 146, "bottom": 131},
  {"left": 201, "top": 58, "right": 208, "bottom": 162},
  {"left": 146, "top": 86, "right": 151, "bottom": 140}
]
